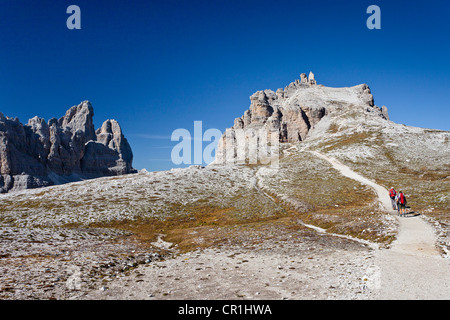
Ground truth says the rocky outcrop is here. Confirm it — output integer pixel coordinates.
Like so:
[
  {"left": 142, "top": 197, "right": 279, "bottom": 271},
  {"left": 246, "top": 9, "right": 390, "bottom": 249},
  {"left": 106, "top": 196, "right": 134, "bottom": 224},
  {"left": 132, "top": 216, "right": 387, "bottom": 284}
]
[
  {"left": 0, "top": 101, "right": 136, "bottom": 192},
  {"left": 381, "top": 105, "right": 389, "bottom": 120},
  {"left": 215, "top": 72, "right": 387, "bottom": 164},
  {"left": 82, "top": 119, "right": 134, "bottom": 176}
]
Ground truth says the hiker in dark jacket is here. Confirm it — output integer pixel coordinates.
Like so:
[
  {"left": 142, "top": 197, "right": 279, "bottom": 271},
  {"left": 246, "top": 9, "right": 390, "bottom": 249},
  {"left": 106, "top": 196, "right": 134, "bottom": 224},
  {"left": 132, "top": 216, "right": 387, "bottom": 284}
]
[{"left": 398, "top": 191, "right": 407, "bottom": 216}]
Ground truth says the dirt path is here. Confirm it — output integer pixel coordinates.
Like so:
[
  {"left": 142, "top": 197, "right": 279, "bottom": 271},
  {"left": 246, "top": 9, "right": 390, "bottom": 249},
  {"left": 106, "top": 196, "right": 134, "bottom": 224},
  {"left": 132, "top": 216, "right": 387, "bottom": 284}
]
[{"left": 311, "top": 151, "right": 450, "bottom": 299}]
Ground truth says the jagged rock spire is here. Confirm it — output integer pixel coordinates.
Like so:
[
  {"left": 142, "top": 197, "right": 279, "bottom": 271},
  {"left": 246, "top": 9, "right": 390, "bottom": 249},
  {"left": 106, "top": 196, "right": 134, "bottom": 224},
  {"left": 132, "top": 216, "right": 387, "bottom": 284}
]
[{"left": 0, "top": 101, "right": 136, "bottom": 192}]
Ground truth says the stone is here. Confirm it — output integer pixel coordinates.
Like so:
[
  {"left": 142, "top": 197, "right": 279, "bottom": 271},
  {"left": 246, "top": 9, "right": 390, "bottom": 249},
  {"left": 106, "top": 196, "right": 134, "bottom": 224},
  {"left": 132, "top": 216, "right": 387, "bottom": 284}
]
[
  {"left": 82, "top": 119, "right": 134, "bottom": 176},
  {"left": 0, "top": 101, "right": 136, "bottom": 193},
  {"left": 308, "top": 71, "right": 316, "bottom": 85},
  {"left": 214, "top": 73, "right": 385, "bottom": 165},
  {"left": 381, "top": 105, "right": 389, "bottom": 120},
  {"left": 300, "top": 73, "right": 308, "bottom": 84}
]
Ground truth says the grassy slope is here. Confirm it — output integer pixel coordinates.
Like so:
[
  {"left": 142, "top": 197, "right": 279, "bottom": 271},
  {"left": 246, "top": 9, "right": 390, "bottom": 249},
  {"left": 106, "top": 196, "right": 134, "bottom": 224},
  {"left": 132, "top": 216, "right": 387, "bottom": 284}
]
[
  {"left": 302, "top": 104, "right": 449, "bottom": 250},
  {"left": 317, "top": 123, "right": 449, "bottom": 216},
  {"left": 257, "top": 149, "right": 396, "bottom": 243}
]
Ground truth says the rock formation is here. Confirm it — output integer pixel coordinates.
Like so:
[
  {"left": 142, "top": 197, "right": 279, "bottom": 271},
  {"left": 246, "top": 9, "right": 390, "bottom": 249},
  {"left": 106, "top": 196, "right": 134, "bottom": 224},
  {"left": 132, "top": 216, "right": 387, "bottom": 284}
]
[
  {"left": 381, "top": 105, "right": 389, "bottom": 120},
  {"left": 308, "top": 71, "right": 316, "bottom": 85},
  {"left": 0, "top": 101, "right": 136, "bottom": 192},
  {"left": 215, "top": 72, "right": 388, "bottom": 164}
]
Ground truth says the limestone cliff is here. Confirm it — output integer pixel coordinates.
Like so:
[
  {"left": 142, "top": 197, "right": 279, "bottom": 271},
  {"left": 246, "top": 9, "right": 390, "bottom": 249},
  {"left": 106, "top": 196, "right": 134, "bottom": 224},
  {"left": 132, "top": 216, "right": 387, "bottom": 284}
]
[
  {"left": 215, "top": 72, "right": 388, "bottom": 164},
  {"left": 0, "top": 101, "right": 136, "bottom": 192}
]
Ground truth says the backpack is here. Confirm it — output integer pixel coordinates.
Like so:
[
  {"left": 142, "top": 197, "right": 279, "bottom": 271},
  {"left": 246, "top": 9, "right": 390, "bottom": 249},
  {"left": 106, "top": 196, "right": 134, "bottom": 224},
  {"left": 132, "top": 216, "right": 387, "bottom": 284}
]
[
  {"left": 389, "top": 189, "right": 396, "bottom": 198},
  {"left": 399, "top": 193, "right": 406, "bottom": 205}
]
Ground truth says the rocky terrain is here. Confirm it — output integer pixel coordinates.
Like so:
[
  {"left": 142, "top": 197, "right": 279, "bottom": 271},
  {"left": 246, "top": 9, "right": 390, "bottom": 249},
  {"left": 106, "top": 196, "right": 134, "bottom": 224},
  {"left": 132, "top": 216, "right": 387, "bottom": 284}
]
[
  {"left": 0, "top": 73, "right": 448, "bottom": 300},
  {"left": 215, "top": 72, "right": 386, "bottom": 165},
  {"left": 0, "top": 101, "right": 136, "bottom": 193}
]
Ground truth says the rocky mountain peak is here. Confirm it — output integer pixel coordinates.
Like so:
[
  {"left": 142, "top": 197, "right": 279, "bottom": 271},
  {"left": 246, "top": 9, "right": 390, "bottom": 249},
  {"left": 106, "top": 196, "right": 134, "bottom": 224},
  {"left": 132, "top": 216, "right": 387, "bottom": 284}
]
[
  {"left": 58, "top": 100, "right": 96, "bottom": 141},
  {"left": 215, "top": 73, "right": 386, "bottom": 164},
  {"left": 0, "top": 101, "right": 136, "bottom": 193}
]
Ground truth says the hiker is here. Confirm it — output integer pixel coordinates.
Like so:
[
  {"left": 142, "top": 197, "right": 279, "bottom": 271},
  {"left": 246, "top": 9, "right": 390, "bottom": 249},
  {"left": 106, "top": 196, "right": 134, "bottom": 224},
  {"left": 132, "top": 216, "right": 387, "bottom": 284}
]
[
  {"left": 398, "top": 191, "right": 407, "bottom": 216},
  {"left": 389, "top": 187, "right": 397, "bottom": 210},
  {"left": 395, "top": 192, "right": 400, "bottom": 215}
]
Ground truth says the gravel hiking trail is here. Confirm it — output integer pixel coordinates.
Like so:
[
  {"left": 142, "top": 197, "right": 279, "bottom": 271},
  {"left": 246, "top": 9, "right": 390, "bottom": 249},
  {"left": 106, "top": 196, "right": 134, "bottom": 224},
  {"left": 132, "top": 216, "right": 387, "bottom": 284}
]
[{"left": 311, "top": 151, "right": 450, "bottom": 299}]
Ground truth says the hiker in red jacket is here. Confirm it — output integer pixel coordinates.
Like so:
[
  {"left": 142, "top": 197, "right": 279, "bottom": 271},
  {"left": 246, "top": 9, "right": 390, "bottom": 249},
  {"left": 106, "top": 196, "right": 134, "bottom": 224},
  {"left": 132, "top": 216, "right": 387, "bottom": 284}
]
[
  {"left": 398, "top": 191, "right": 407, "bottom": 216},
  {"left": 389, "top": 187, "right": 397, "bottom": 210}
]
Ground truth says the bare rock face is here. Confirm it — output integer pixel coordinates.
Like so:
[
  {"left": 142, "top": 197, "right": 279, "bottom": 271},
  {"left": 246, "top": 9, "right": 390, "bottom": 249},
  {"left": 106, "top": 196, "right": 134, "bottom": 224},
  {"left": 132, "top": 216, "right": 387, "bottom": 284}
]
[
  {"left": 0, "top": 101, "right": 136, "bottom": 192},
  {"left": 308, "top": 71, "right": 316, "bottom": 85},
  {"left": 215, "top": 73, "right": 387, "bottom": 164},
  {"left": 82, "top": 119, "right": 134, "bottom": 176},
  {"left": 381, "top": 105, "right": 389, "bottom": 120},
  {"left": 300, "top": 73, "right": 308, "bottom": 84}
]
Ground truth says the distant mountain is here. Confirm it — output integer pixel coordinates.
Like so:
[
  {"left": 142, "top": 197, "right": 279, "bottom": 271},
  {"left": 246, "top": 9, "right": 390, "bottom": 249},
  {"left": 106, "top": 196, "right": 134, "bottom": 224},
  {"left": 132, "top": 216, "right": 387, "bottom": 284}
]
[
  {"left": 215, "top": 72, "right": 388, "bottom": 165},
  {"left": 0, "top": 101, "right": 136, "bottom": 192}
]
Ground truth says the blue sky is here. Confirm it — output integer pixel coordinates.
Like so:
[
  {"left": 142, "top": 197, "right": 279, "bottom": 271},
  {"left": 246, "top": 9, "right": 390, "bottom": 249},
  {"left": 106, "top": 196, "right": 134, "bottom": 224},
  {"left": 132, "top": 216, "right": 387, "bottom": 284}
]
[{"left": 1, "top": 0, "right": 449, "bottom": 171}]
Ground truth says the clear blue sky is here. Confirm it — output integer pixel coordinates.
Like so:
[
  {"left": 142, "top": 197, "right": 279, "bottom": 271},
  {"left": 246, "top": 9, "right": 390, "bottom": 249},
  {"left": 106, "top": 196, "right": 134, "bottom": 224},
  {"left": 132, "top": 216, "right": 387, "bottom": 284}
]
[{"left": 1, "top": 0, "right": 449, "bottom": 171}]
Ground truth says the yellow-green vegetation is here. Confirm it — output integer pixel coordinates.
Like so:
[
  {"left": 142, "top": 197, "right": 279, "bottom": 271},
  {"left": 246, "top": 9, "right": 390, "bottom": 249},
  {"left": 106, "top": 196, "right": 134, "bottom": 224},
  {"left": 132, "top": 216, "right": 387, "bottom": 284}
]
[
  {"left": 313, "top": 117, "right": 449, "bottom": 229},
  {"left": 257, "top": 151, "right": 395, "bottom": 243},
  {"left": 0, "top": 166, "right": 286, "bottom": 228},
  {"left": 89, "top": 204, "right": 307, "bottom": 254}
]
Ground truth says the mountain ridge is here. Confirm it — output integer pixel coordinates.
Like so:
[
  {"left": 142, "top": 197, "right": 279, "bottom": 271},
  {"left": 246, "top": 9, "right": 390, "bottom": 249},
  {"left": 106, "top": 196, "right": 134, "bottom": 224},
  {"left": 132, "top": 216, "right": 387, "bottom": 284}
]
[
  {"left": 215, "top": 72, "right": 390, "bottom": 165},
  {"left": 0, "top": 101, "right": 136, "bottom": 193}
]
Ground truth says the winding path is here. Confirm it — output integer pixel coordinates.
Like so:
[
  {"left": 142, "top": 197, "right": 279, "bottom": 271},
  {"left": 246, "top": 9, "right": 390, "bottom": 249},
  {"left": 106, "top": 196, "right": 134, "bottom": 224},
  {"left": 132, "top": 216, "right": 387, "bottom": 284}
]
[{"left": 310, "top": 151, "right": 450, "bottom": 299}]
